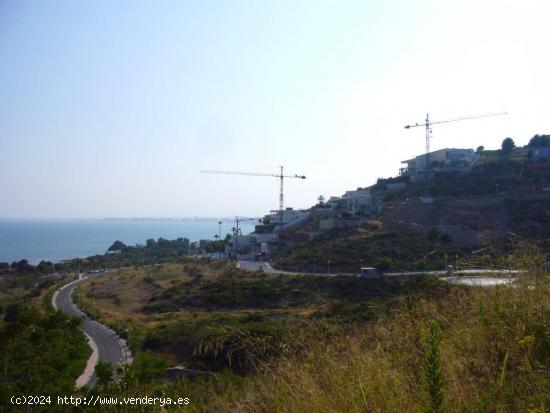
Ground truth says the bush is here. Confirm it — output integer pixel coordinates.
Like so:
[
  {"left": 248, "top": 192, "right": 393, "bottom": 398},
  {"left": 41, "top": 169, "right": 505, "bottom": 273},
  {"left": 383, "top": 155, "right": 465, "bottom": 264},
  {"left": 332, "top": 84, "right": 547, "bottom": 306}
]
[
  {"left": 376, "top": 258, "right": 392, "bottom": 272},
  {"left": 0, "top": 305, "right": 90, "bottom": 401},
  {"left": 193, "top": 319, "right": 291, "bottom": 373},
  {"left": 4, "top": 303, "right": 21, "bottom": 323},
  {"left": 119, "top": 352, "right": 168, "bottom": 386},
  {"left": 142, "top": 331, "right": 163, "bottom": 350},
  {"left": 95, "top": 361, "right": 114, "bottom": 388},
  {"left": 428, "top": 228, "right": 442, "bottom": 242}
]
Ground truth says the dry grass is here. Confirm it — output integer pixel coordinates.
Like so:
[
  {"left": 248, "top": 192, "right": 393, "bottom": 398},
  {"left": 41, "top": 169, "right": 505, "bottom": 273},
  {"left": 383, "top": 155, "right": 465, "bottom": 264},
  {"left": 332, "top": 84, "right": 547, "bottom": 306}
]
[
  {"left": 76, "top": 260, "right": 315, "bottom": 329},
  {"left": 77, "top": 250, "right": 550, "bottom": 412},
  {"left": 78, "top": 262, "right": 213, "bottom": 326},
  {"left": 160, "top": 277, "right": 550, "bottom": 413}
]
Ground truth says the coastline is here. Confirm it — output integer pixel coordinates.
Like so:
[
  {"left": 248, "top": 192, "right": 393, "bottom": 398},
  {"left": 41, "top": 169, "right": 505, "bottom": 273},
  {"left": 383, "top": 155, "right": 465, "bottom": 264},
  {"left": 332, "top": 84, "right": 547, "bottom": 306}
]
[{"left": 0, "top": 218, "right": 255, "bottom": 264}]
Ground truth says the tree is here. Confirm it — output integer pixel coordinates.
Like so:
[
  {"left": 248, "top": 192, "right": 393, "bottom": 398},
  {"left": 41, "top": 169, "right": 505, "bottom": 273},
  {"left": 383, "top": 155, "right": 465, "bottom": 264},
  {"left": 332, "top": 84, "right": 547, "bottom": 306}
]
[
  {"left": 37, "top": 260, "right": 54, "bottom": 273},
  {"left": 108, "top": 240, "right": 126, "bottom": 252},
  {"left": 14, "top": 259, "right": 34, "bottom": 273},
  {"left": 157, "top": 238, "right": 171, "bottom": 248},
  {"left": 501, "top": 137, "right": 515, "bottom": 155},
  {"left": 376, "top": 258, "right": 392, "bottom": 273},
  {"left": 528, "top": 134, "right": 550, "bottom": 147},
  {"left": 476, "top": 145, "right": 484, "bottom": 153}
]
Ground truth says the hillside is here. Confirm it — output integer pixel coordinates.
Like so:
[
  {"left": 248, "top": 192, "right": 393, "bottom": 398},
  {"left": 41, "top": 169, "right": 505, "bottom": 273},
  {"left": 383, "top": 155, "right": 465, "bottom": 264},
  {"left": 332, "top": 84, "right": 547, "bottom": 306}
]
[
  {"left": 66, "top": 258, "right": 550, "bottom": 412},
  {"left": 274, "top": 226, "right": 472, "bottom": 273},
  {"left": 275, "top": 150, "right": 550, "bottom": 273},
  {"left": 176, "top": 275, "right": 550, "bottom": 413},
  {"left": 75, "top": 259, "right": 404, "bottom": 372},
  {"left": 379, "top": 194, "right": 550, "bottom": 247}
]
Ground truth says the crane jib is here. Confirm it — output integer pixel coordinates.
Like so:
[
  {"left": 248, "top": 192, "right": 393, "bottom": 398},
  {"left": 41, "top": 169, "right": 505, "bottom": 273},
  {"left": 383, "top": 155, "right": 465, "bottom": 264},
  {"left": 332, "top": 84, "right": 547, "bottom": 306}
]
[
  {"left": 404, "top": 111, "right": 507, "bottom": 129},
  {"left": 200, "top": 167, "right": 306, "bottom": 226}
]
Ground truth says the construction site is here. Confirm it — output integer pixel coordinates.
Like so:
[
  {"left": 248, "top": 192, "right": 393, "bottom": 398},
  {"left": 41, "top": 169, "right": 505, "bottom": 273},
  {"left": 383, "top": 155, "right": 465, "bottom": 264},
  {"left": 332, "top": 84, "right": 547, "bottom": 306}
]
[{"left": 201, "top": 113, "right": 550, "bottom": 266}]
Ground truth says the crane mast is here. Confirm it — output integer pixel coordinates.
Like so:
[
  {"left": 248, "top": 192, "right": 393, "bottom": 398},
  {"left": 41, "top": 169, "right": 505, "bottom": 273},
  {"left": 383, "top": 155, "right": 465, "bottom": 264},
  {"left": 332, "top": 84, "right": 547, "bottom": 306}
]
[{"left": 279, "top": 166, "right": 284, "bottom": 213}]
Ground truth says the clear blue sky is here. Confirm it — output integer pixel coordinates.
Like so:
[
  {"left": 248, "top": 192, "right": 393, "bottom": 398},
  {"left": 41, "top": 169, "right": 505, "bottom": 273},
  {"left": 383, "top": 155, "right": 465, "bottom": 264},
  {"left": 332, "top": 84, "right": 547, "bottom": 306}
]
[{"left": 1, "top": 0, "right": 549, "bottom": 218}]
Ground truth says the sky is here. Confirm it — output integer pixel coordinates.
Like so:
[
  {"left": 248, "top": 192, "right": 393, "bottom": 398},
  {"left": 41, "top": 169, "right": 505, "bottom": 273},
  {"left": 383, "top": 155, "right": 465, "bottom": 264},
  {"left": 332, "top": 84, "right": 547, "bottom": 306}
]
[{"left": 1, "top": 0, "right": 549, "bottom": 219}]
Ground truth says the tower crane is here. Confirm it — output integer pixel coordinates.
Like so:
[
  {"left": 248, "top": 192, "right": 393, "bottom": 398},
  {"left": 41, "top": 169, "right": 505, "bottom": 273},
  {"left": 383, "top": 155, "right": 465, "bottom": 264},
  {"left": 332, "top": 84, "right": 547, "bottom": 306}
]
[
  {"left": 404, "top": 111, "right": 507, "bottom": 173},
  {"left": 201, "top": 166, "right": 306, "bottom": 225}
]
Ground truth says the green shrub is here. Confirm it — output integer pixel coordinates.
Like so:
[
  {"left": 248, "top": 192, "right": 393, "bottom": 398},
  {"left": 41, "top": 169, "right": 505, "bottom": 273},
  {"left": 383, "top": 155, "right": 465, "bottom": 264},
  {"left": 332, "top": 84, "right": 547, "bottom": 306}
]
[{"left": 143, "top": 331, "right": 163, "bottom": 350}]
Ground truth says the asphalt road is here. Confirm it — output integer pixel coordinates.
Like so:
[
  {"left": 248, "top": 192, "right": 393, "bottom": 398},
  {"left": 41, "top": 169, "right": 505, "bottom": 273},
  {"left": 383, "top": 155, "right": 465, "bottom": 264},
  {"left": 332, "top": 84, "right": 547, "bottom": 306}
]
[
  {"left": 55, "top": 277, "right": 127, "bottom": 387},
  {"left": 237, "top": 260, "right": 524, "bottom": 279},
  {"left": 237, "top": 260, "right": 344, "bottom": 276}
]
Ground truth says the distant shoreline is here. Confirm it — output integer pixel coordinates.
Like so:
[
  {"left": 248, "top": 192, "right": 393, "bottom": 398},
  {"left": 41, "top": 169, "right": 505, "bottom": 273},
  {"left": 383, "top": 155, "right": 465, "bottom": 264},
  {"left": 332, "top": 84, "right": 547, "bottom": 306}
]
[
  {"left": 0, "top": 219, "right": 256, "bottom": 264},
  {"left": 102, "top": 217, "right": 239, "bottom": 222},
  {"left": 0, "top": 217, "right": 244, "bottom": 222}
]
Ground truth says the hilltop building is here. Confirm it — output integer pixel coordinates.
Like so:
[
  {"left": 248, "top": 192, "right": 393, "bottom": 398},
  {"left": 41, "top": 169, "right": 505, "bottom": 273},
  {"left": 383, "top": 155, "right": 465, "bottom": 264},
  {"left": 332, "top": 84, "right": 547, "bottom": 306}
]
[{"left": 401, "top": 148, "right": 478, "bottom": 179}]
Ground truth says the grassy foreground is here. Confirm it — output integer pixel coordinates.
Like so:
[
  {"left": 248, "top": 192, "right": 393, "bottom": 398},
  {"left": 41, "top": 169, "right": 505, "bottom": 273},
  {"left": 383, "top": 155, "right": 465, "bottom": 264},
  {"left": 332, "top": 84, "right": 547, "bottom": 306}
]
[
  {"left": 156, "top": 276, "right": 549, "bottom": 413},
  {"left": 74, "top": 259, "right": 390, "bottom": 371},
  {"left": 72, "top": 255, "right": 550, "bottom": 412}
]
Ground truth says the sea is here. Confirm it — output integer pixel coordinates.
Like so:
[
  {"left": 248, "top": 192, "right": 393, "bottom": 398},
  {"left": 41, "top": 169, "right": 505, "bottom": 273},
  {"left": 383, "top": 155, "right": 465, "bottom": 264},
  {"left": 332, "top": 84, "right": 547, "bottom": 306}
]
[{"left": 0, "top": 219, "right": 256, "bottom": 264}]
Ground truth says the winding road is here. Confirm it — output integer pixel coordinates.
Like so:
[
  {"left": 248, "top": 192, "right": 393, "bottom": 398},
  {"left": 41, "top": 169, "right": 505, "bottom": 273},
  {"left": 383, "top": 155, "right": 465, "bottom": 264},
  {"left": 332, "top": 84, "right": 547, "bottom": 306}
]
[
  {"left": 53, "top": 275, "right": 131, "bottom": 388},
  {"left": 237, "top": 260, "right": 524, "bottom": 281}
]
